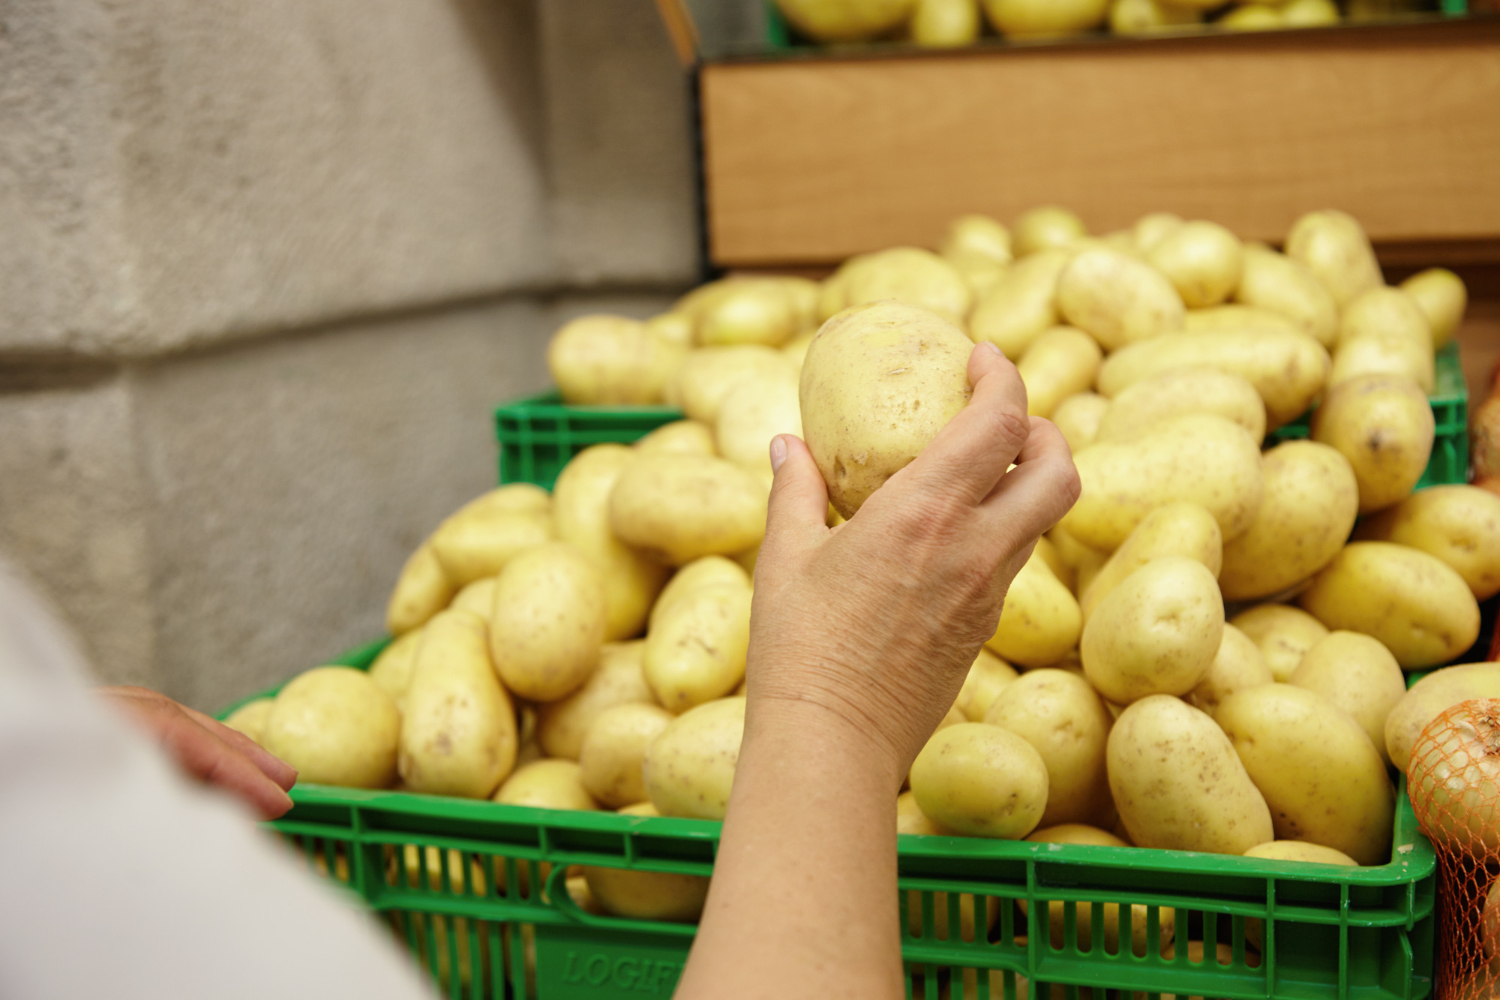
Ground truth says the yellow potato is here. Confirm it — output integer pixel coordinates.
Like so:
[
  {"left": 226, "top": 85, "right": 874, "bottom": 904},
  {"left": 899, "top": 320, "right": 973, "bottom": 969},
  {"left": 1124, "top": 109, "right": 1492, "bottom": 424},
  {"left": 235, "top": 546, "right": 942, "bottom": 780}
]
[
  {"left": 644, "top": 582, "right": 753, "bottom": 712},
  {"left": 1023, "top": 825, "right": 1175, "bottom": 957},
  {"left": 1281, "top": 0, "right": 1339, "bottom": 25},
  {"left": 609, "top": 453, "right": 768, "bottom": 564},
  {"left": 954, "top": 648, "right": 1020, "bottom": 721},
  {"left": 1096, "top": 367, "right": 1265, "bottom": 446},
  {"left": 368, "top": 628, "right": 424, "bottom": 707},
  {"left": 548, "top": 315, "right": 685, "bottom": 405},
  {"left": 1110, "top": 0, "right": 1201, "bottom": 34},
  {"left": 1018, "top": 326, "right": 1103, "bottom": 419},
  {"left": 778, "top": 276, "right": 821, "bottom": 331},
  {"left": 1061, "top": 414, "right": 1264, "bottom": 550},
  {"left": 941, "top": 213, "right": 1012, "bottom": 265},
  {"left": 898, "top": 789, "right": 947, "bottom": 835},
  {"left": 839, "top": 247, "right": 973, "bottom": 325},
  {"left": 1285, "top": 210, "right": 1384, "bottom": 309},
  {"left": 774, "top": 0, "right": 917, "bottom": 41},
  {"left": 1290, "top": 631, "right": 1406, "bottom": 766},
  {"left": 911, "top": 723, "right": 1049, "bottom": 838},
  {"left": 1144, "top": 220, "right": 1243, "bottom": 309},
  {"left": 1108, "top": 695, "right": 1273, "bottom": 854},
  {"left": 799, "top": 301, "right": 974, "bottom": 518},
  {"left": 912, "top": 0, "right": 982, "bottom": 46},
  {"left": 1056, "top": 247, "right": 1185, "bottom": 350},
  {"left": 449, "top": 577, "right": 496, "bottom": 618},
  {"left": 1330, "top": 333, "right": 1436, "bottom": 395},
  {"left": 1182, "top": 303, "right": 1302, "bottom": 336},
  {"left": 223, "top": 698, "right": 274, "bottom": 746},
  {"left": 1081, "top": 557, "right": 1224, "bottom": 704},
  {"left": 1244, "top": 841, "right": 1358, "bottom": 865},
  {"left": 1310, "top": 373, "right": 1434, "bottom": 514},
  {"left": 1338, "top": 286, "right": 1430, "bottom": 348},
  {"left": 1097, "top": 329, "right": 1330, "bottom": 429},
  {"left": 945, "top": 249, "right": 1009, "bottom": 302},
  {"left": 969, "top": 249, "right": 1071, "bottom": 357},
  {"left": 494, "top": 760, "right": 599, "bottom": 811},
  {"left": 386, "top": 543, "right": 456, "bottom": 635},
  {"left": 633, "top": 419, "right": 716, "bottom": 457},
  {"left": 1299, "top": 542, "right": 1480, "bottom": 670},
  {"left": 1185, "top": 624, "right": 1273, "bottom": 719},
  {"left": 1013, "top": 206, "right": 1087, "bottom": 253},
  {"left": 1385, "top": 662, "right": 1500, "bottom": 771},
  {"left": 643, "top": 697, "right": 746, "bottom": 820},
  {"left": 715, "top": 367, "right": 802, "bottom": 476},
  {"left": 536, "top": 640, "right": 655, "bottom": 760},
  {"left": 644, "top": 311, "right": 693, "bottom": 348},
  {"left": 1218, "top": 441, "right": 1359, "bottom": 601},
  {"left": 1080, "top": 502, "right": 1222, "bottom": 621},
  {"left": 1234, "top": 245, "right": 1339, "bottom": 348},
  {"left": 1229, "top": 604, "right": 1329, "bottom": 683},
  {"left": 429, "top": 485, "right": 555, "bottom": 588},
  {"left": 650, "top": 555, "right": 751, "bottom": 629},
  {"left": 1354, "top": 485, "right": 1500, "bottom": 599},
  {"left": 781, "top": 330, "right": 816, "bottom": 374},
  {"left": 262, "top": 667, "right": 399, "bottom": 788},
  {"left": 696, "top": 278, "right": 798, "bottom": 348},
  {"left": 1217, "top": 684, "right": 1394, "bottom": 865},
  {"left": 985, "top": 669, "right": 1114, "bottom": 827},
  {"left": 1221, "top": 5, "right": 1282, "bottom": 29},
  {"left": 986, "top": 549, "right": 1083, "bottom": 669},
  {"left": 1051, "top": 392, "right": 1110, "bottom": 454},
  {"left": 1033, "top": 535, "right": 1075, "bottom": 592},
  {"left": 399, "top": 610, "right": 517, "bottom": 798},
  {"left": 489, "top": 543, "right": 607, "bottom": 702},
  {"left": 579, "top": 703, "right": 676, "bottom": 808},
  {"left": 582, "top": 811, "right": 709, "bottom": 923},
  {"left": 670, "top": 345, "right": 793, "bottom": 424},
  {"left": 1132, "top": 212, "right": 1183, "bottom": 252},
  {"left": 1400, "top": 267, "right": 1466, "bottom": 349}
]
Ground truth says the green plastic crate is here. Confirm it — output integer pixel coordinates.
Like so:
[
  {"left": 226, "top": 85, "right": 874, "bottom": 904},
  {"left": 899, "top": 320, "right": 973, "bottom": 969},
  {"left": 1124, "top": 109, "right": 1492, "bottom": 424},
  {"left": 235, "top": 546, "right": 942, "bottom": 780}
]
[
  {"left": 494, "top": 393, "right": 681, "bottom": 490},
  {"left": 1266, "top": 341, "right": 1468, "bottom": 490}
]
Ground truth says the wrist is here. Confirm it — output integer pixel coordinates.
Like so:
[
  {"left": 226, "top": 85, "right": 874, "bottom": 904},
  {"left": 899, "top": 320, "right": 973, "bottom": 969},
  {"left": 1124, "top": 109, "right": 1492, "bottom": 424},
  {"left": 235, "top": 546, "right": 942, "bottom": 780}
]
[{"left": 741, "top": 692, "right": 906, "bottom": 793}]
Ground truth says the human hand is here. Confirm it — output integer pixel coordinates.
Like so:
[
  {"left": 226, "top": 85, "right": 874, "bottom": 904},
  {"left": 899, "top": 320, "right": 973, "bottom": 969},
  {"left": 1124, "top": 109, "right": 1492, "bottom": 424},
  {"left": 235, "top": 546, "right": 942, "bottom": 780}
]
[
  {"left": 98, "top": 686, "right": 297, "bottom": 819},
  {"left": 744, "top": 342, "right": 1081, "bottom": 782}
]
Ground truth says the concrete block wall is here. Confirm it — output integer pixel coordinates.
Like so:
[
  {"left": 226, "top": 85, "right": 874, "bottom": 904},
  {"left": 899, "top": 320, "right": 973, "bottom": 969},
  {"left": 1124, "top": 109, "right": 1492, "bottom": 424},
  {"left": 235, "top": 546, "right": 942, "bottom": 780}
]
[{"left": 0, "top": 0, "right": 697, "bottom": 708}]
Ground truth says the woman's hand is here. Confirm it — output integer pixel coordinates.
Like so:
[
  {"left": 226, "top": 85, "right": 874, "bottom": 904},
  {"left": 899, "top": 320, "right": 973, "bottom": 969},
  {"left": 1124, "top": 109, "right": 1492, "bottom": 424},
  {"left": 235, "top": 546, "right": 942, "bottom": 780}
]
[{"left": 98, "top": 686, "right": 297, "bottom": 819}]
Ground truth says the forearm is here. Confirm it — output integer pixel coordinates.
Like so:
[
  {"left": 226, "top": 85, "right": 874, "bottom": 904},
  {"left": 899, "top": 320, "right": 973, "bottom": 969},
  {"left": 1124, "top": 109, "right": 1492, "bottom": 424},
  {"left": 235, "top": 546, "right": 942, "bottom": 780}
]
[{"left": 675, "top": 700, "right": 905, "bottom": 1000}]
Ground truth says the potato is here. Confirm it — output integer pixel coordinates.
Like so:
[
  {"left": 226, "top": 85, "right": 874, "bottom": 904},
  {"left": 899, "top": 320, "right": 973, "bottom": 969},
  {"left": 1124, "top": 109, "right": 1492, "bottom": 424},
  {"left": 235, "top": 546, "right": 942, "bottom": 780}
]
[
  {"left": 1082, "top": 557, "right": 1224, "bottom": 704},
  {"left": 774, "top": 0, "right": 917, "bottom": 41},
  {"left": 1061, "top": 414, "right": 1264, "bottom": 550},
  {"left": 1097, "top": 329, "right": 1330, "bottom": 429},
  {"left": 898, "top": 789, "right": 947, "bottom": 835},
  {"left": 223, "top": 698, "right": 274, "bottom": 745},
  {"left": 651, "top": 555, "right": 751, "bottom": 629},
  {"left": 1056, "top": 247, "right": 1185, "bottom": 350},
  {"left": 1244, "top": 841, "right": 1358, "bottom": 866},
  {"left": 1098, "top": 369, "right": 1265, "bottom": 449},
  {"left": 1221, "top": 4, "right": 1282, "bottom": 29},
  {"left": 1386, "top": 662, "right": 1500, "bottom": 771},
  {"left": 781, "top": 331, "right": 817, "bottom": 374},
  {"left": 494, "top": 760, "right": 599, "bottom": 811},
  {"left": 1233, "top": 245, "right": 1339, "bottom": 348},
  {"left": 969, "top": 249, "right": 1071, "bottom": 357},
  {"left": 644, "top": 311, "right": 693, "bottom": 348},
  {"left": 490, "top": 543, "right": 607, "bottom": 702},
  {"left": 696, "top": 278, "right": 798, "bottom": 348},
  {"left": 1290, "top": 631, "right": 1406, "bottom": 766},
  {"left": 1018, "top": 326, "right": 1102, "bottom": 419},
  {"left": 399, "top": 610, "right": 517, "bottom": 798},
  {"left": 955, "top": 648, "right": 1020, "bottom": 721},
  {"left": 633, "top": 419, "right": 716, "bottom": 457},
  {"left": 1033, "top": 535, "right": 1075, "bottom": 592},
  {"left": 1299, "top": 542, "right": 1480, "bottom": 669},
  {"left": 779, "top": 276, "right": 821, "bottom": 331},
  {"left": 261, "top": 667, "right": 400, "bottom": 788},
  {"left": 670, "top": 345, "right": 793, "bottom": 424},
  {"left": 1329, "top": 333, "right": 1436, "bottom": 395},
  {"left": 368, "top": 628, "right": 424, "bottom": 706},
  {"left": 1229, "top": 604, "right": 1329, "bottom": 683},
  {"left": 1354, "top": 485, "right": 1500, "bottom": 599},
  {"left": 942, "top": 214, "right": 1012, "bottom": 265},
  {"left": 910, "top": 723, "right": 1049, "bottom": 838},
  {"left": 715, "top": 367, "right": 803, "bottom": 477},
  {"left": 1338, "top": 286, "right": 1430, "bottom": 348},
  {"left": 536, "top": 641, "right": 655, "bottom": 760},
  {"left": 429, "top": 485, "right": 555, "bottom": 587},
  {"left": 582, "top": 810, "right": 709, "bottom": 923},
  {"left": 1217, "top": 684, "right": 1394, "bottom": 865},
  {"left": 448, "top": 577, "right": 496, "bottom": 618},
  {"left": 1145, "top": 220, "right": 1243, "bottom": 309},
  {"left": 645, "top": 582, "right": 753, "bottom": 712},
  {"left": 1400, "top": 267, "right": 1466, "bottom": 349},
  {"left": 1281, "top": 0, "right": 1340, "bottom": 25},
  {"left": 1285, "top": 210, "right": 1384, "bottom": 309},
  {"left": 1218, "top": 441, "right": 1359, "bottom": 601},
  {"left": 1080, "top": 502, "right": 1222, "bottom": 621},
  {"left": 946, "top": 250, "right": 1009, "bottom": 302},
  {"left": 1023, "top": 826, "right": 1175, "bottom": 957},
  {"left": 913, "top": 0, "right": 981, "bottom": 48},
  {"left": 1051, "top": 393, "right": 1109, "bottom": 454},
  {"left": 1310, "top": 374, "right": 1434, "bottom": 514},
  {"left": 1186, "top": 625, "right": 1272, "bottom": 719},
  {"left": 548, "top": 315, "right": 685, "bottom": 405},
  {"left": 986, "top": 549, "right": 1083, "bottom": 669},
  {"left": 1111, "top": 0, "right": 1201, "bottom": 34},
  {"left": 985, "top": 670, "right": 1113, "bottom": 827},
  {"left": 1108, "top": 695, "right": 1273, "bottom": 854},
  {"left": 900, "top": 790, "right": 1001, "bottom": 940},
  {"left": 579, "top": 703, "right": 676, "bottom": 808},
  {"left": 1013, "top": 206, "right": 1087, "bottom": 253},
  {"left": 387, "top": 543, "right": 457, "bottom": 635},
  {"left": 1182, "top": 303, "right": 1302, "bottom": 336},
  {"left": 1132, "top": 212, "right": 1182, "bottom": 251},
  {"left": 609, "top": 453, "right": 768, "bottom": 564},
  {"left": 799, "top": 301, "right": 974, "bottom": 518},
  {"left": 643, "top": 697, "right": 746, "bottom": 820},
  {"left": 839, "top": 247, "right": 973, "bottom": 325}
]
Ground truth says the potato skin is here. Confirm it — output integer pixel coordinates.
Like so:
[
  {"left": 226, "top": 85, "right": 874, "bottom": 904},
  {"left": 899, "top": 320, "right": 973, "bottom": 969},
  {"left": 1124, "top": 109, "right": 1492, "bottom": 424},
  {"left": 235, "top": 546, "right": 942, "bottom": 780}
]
[
  {"left": 670, "top": 345, "right": 793, "bottom": 424},
  {"left": 1400, "top": 267, "right": 1466, "bottom": 349},
  {"left": 549, "top": 315, "right": 685, "bottom": 405},
  {"left": 1096, "top": 367, "right": 1266, "bottom": 446},
  {"left": 775, "top": 0, "right": 916, "bottom": 41},
  {"left": 644, "top": 583, "right": 753, "bottom": 712},
  {"left": 910, "top": 723, "right": 1049, "bottom": 838},
  {"left": 1311, "top": 374, "right": 1434, "bottom": 514},
  {"left": 609, "top": 454, "right": 768, "bottom": 565},
  {"left": 715, "top": 368, "right": 803, "bottom": 476},
  {"left": 1298, "top": 542, "right": 1480, "bottom": 670},
  {"left": 494, "top": 759, "right": 599, "bottom": 811},
  {"left": 1289, "top": 631, "right": 1406, "bottom": 766},
  {"left": 643, "top": 697, "right": 746, "bottom": 820},
  {"left": 634, "top": 420, "right": 716, "bottom": 457},
  {"left": 1230, "top": 604, "right": 1329, "bottom": 683},
  {"left": 1055, "top": 247, "right": 1185, "bottom": 350},
  {"left": 1145, "top": 220, "right": 1243, "bottom": 309},
  {"left": 954, "top": 648, "right": 1020, "bottom": 722},
  {"left": 1108, "top": 695, "right": 1273, "bottom": 855},
  {"left": 984, "top": 669, "right": 1114, "bottom": 827},
  {"left": 985, "top": 550, "right": 1083, "bottom": 668},
  {"left": 386, "top": 543, "right": 457, "bottom": 635},
  {"left": 800, "top": 301, "right": 975, "bottom": 518},
  {"left": 1080, "top": 501, "right": 1222, "bottom": 622},
  {"left": 969, "top": 249, "right": 1071, "bottom": 357},
  {"left": 1330, "top": 333, "right": 1436, "bottom": 395},
  {"left": 583, "top": 803, "right": 711, "bottom": 922},
  {"left": 1017, "top": 326, "right": 1102, "bottom": 419},
  {"left": 536, "top": 641, "right": 655, "bottom": 760},
  {"left": 1385, "top": 662, "right": 1500, "bottom": 771},
  {"left": 650, "top": 556, "right": 751, "bottom": 629},
  {"left": 1052, "top": 392, "right": 1109, "bottom": 454},
  {"left": 1233, "top": 244, "right": 1339, "bottom": 348},
  {"left": 579, "top": 703, "right": 676, "bottom": 808},
  {"left": 262, "top": 667, "right": 400, "bottom": 789},
  {"left": 1186, "top": 624, "right": 1273, "bottom": 719},
  {"left": 1354, "top": 485, "right": 1500, "bottom": 600},
  {"left": 840, "top": 247, "right": 973, "bottom": 325},
  {"left": 1216, "top": 684, "right": 1394, "bottom": 865},
  {"left": 1244, "top": 841, "right": 1357, "bottom": 866},
  {"left": 1285, "top": 210, "right": 1383, "bottom": 310}
]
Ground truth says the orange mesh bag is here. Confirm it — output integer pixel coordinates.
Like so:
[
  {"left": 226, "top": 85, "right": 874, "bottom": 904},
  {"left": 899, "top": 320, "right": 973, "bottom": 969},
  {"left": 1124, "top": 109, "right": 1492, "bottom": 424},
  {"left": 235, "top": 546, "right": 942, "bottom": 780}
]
[{"left": 1408, "top": 698, "right": 1500, "bottom": 1000}]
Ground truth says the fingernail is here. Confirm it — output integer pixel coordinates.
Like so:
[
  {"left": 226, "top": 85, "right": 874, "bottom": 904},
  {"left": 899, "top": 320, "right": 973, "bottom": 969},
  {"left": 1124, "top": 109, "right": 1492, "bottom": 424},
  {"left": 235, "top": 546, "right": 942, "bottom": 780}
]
[
  {"left": 769, "top": 436, "right": 788, "bottom": 473},
  {"left": 981, "top": 342, "right": 1002, "bottom": 357}
]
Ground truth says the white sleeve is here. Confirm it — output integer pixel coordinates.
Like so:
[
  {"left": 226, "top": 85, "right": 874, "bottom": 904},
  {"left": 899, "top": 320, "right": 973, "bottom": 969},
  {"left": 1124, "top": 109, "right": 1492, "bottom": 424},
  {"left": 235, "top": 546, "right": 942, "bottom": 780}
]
[{"left": 0, "top": 562, "right": 436, "bottom": 1000}]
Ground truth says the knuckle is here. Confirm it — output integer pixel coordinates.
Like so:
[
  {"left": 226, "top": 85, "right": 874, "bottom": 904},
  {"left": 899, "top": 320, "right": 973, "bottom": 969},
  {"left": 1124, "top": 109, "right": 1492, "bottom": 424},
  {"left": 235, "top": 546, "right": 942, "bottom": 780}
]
[{"left": 981, "top": 406, "right": 1032, "bottom": 456}]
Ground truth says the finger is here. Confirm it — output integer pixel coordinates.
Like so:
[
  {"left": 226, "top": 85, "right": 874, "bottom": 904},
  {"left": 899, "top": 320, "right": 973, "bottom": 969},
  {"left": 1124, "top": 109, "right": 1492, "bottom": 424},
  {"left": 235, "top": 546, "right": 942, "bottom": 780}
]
[
  {"left": 901, "top": 344, "right": 1031, "bottom": 508},
  {"left": 165, "top": 712, "right": 294, "bottom": 820},
  {"left": 979, "top": 417, "right": 1082, "bottom": 546},
  {"left": 764, "top": 435, "right": 830, "bottom": 553},
  {"left": 184, "top": 705, "right": 298, "bottom": 791}
]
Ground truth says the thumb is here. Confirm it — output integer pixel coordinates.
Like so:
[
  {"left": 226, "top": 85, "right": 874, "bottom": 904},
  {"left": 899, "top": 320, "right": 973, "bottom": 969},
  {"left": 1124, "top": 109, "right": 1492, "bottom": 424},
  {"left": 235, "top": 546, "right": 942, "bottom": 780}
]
[{"left": 765, "top": 435, "right": 831, "bottom": 549}]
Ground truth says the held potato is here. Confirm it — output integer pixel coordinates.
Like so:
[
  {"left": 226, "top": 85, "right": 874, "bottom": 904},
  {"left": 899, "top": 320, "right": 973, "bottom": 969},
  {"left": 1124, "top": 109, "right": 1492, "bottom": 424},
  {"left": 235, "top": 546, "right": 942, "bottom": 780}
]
[
  {"left": 489, "top": 543, "right": 608, "bottom": 702},
  {"left": 1285, "top": 210, "right": 1384, "bottom": 309},
  {"left": 633, "top": 419, "right": 717, "bottom": 457},
  {"left": 1218, "top": 441, "right": 1359, "bottom": 601},
  {"left": 1233, "top": 244, "right": 1339, "bottom": 348},
  {"left": 910, "top": 723, "right": 1049, "bottom": 839},
  {"left": 644, "top": 582, "right": 753, "bottom": 712},
  {"left": 984, "top": 669, "right": 1114, "bottom": 827},
  {"left": 840, "top": 247, "right": 973, "bottom": 325},
  {"left": 643, "top": 697, "right": 746, "bottom": 820},
  {"left": 1229, "top": 604, "right": 1329, "bottom": 683},
  {"left": 579, "top": 703, "right": 676, "bottom": 808},
  {"left": 1289, "top": 631, "right": 1406, "bottom": 766},
  {"left": 954, "top": 648, "right": 1020, "bottom": 721},
  {"left": 670, "top": 345, "right": 794, "bottom": 424},
  {"left": 1108, "top": 695, "right": 1273, "bottom": 855},
  {"left": 1095, "top": 367, "right": 1266, "bottom": 446},
  {"left": 1097, "top": 328, "right": 1330, "bottom": 429},
  {"left": 799, "top": 301, "right": 975, "bottom": 518},
  {"left": 582, "top": 807, "right": 710, "bottom": 923},
  {"left": 1013, "top": 206, "right": 1087, "bottom": 254},
  {"left": 536, "top": 641, "right": 655, "bottom": 760},
  {"left": 985, "top": 550, "right": 1083, "bottom": 669},
  {"left": 969, "top": 249, "right": 1071, "bottom": 357},
  {"left": 1310, "top": 374, "right": 1434, "bottom": 514},
  {"left": 263, "top": 667, "right": 400, "bottom": 789},
  {"left": 1329, "top": 333, "right": 1436, "bottom": 395},
  {"left": 1354, "top": 485, "right": 1500, "bottom": 599},
  {"left": 494, "top": 759, "right": 599, "bottom": 811},
  {"left": 1080, "top": 502, "right": 1222, "bottom": 622},
  {"left": 387, "top": 544, "right": 456, "bottom": 635},
  {"left": 715, "top": 367, "right": 803, "bottom": 476},
  {"left": 609, "top": 454, "right": 768, "bottom": 565},
  {"left": 1055, "top": 247, "right": 1185, "bottom": 350},
  {"left": 1298, "top": 542, "right": 1480, "bottom": 669},
  {"left": 650, "top": 555, "right": 751, "bottom": 629},
  {"left": 1144, "top": 220, "right": 1244, "bottom": 309},
  {"left": 1385, "top": 662, "right": 1500, "bottom": 771},
  {"left": 1216, "top": 685, "right": 1394, "bottom": 865},
  {"left": 1401, "top": 268, "right": 1467, "bottom": 349},
  {"left": 1061, "top": 414, "right": 1264, "bottom": 550},
  {"left": 1051, "top": 393, "right": 1110, "bottom": 454},
  {"left": 1017, "top": 326, "right": 1103, "bottom": 419},
  {"left": 548, "top": 315, "right": 685, "bottom": 405},
  {"left": 1186, "top": 625, "right": 1273, "bottom": 719}
]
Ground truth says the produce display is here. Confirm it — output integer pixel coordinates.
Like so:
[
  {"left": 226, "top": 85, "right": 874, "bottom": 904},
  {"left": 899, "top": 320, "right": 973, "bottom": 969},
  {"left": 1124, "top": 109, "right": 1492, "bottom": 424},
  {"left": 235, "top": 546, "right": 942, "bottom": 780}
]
[{"left": 225, "top": 203, "right": 1498, "bottom": 952}]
